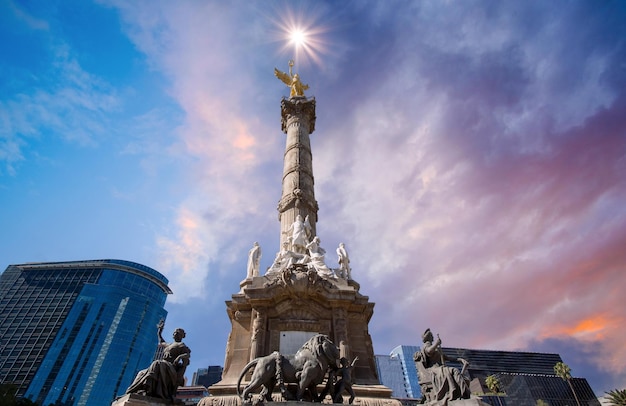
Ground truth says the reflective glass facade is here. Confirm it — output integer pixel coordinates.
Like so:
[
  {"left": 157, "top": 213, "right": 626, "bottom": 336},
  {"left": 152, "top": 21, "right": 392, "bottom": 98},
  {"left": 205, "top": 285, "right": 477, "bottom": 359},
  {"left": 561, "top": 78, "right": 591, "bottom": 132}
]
[
  {"left": 390, "top": 345, "right": 421, "bottom": 399},
  {"left": 0, "top": 260, "right": 171, "bottom": 406},
  {"left": 375, "top": 354, "right": 407, "bottom": 399},
  {"left": 192, "top": 366, "right": 223, "bottom": 390},
  {"left": 442, "top": 347, "right": 600, "bottom": 406},
  {"left": 377, "top": 345, "right": 600, "bottom": 405},
  {"left": 375, "top": 346, "right": 422, "bottom": 399}
]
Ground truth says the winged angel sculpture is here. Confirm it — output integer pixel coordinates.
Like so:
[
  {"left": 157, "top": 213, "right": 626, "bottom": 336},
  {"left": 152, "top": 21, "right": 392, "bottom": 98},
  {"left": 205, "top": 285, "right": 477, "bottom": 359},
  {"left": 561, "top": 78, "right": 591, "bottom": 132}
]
[{"left": 274, "top": 60, "right": 309, "bottom": 98}]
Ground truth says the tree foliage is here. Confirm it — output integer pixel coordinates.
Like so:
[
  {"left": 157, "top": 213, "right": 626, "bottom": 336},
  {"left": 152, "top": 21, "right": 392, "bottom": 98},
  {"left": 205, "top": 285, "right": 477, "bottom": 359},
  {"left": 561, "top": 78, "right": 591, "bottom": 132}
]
[
  {"left": 484, "top": 375, "right": 504, "bottom": 406},
  {"left": 536, "top": 400, "right": 550, "bottom": 406},
  {"left": 553, "top": 362, "right": 580, "bottom": 406},
  {"left": 485, "top": 375, "right": 501, "bottom": 394},
  {"left": 0, "top": 384, "right": 38, "bottom": 406},
  {"left": 605, "top": 388, "right": 626, "bottom": 406},
  {"left": 553, "top": 362, "right": 572, "bottom": 380}
]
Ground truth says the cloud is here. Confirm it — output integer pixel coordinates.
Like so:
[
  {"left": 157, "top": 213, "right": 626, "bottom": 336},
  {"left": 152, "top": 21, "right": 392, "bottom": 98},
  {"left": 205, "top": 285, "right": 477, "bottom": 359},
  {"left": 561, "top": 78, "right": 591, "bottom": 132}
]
[
  {"left": 4, "top": 0, "right": 50, "bottom": 31},
  {"left": 309, "top": 1, "right": 626, "bottom": 393},
  {"left": 0, "top": 41, "right": 121, "bottom": 175},
  {"left": 103, "top": 0, "right": 626, "bottom": 393},
  {"left": 109, "top": 1, "right": 288, "bottom": 300}
]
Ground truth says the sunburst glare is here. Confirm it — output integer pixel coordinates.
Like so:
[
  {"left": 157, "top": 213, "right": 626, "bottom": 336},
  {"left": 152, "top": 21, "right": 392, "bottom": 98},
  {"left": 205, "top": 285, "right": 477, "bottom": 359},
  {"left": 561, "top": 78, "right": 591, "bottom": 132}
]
[
  {"left": 268, "top": 5, "right": 331, "bottom": 69},
  {"left": 290, "top": 29, "right": 307, "bottom": 48}
]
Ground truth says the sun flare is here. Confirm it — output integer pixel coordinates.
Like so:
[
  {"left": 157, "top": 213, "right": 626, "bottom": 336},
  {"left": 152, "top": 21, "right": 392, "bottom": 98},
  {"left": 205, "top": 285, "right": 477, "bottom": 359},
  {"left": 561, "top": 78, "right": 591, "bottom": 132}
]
[
  {"left": 290, "top": 29, "right": 307, "bottom": 48},
  {"left": 269, "top": 6, "right": 330, "bottom": 68}
]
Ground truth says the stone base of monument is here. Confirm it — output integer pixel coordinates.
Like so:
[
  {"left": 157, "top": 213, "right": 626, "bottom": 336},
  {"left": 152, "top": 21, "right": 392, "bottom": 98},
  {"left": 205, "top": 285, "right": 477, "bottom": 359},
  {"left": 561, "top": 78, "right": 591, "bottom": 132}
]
[
  {"left": 423, "top": 398, "right": 490, "bottom": 406},
  {"left": 111, "top": 393, "right": 184, "bottom": 406},
  {"left": 455, "top": 399, "right": 491, "bottom": 405},
  {"left": 198, "top": 385, "right": 401, "bottom": 406},
  {"left": 199, "top": 398, "right": 403, "bottom": 406}
]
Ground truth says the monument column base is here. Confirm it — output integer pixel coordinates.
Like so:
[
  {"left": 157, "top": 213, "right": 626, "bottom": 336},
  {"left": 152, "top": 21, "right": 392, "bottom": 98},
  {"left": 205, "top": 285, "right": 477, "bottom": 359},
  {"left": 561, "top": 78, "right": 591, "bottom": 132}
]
[
  {"left": 199, "top": 385, "right": 399, "bottom": 406},
  {"left": 423, "top": 398, "right": 491, "bottom": 406},
  {"left": 111, "top": 393, "right": 183, "bottom": 406},
  {"left": 199, "top": 398, "right": 403, "bottom": 406}
]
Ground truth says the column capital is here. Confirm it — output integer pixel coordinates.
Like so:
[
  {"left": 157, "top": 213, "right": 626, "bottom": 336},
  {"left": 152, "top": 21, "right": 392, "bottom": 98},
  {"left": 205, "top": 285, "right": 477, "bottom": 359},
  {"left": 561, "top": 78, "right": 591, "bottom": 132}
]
[{"left": 281, "top": 97, "right": 316, "bottom": 134}]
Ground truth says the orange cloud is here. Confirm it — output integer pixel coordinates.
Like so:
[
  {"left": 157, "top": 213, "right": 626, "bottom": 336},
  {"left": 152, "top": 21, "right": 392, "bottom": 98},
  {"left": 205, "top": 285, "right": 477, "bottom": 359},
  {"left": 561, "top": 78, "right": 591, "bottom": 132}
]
[
  {"left": 543, "top": 315, "right": 612, "bottom": 341},
  {"left": 568, "top": 316, "right": 610, "bottom": 339}
]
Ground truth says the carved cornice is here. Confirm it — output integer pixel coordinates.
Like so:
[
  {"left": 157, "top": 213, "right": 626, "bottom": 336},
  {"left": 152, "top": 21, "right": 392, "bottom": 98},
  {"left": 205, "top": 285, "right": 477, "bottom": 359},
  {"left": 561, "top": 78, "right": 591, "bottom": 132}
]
[{"left": 281, "top": 97, "right": 316, "bottom": 134}]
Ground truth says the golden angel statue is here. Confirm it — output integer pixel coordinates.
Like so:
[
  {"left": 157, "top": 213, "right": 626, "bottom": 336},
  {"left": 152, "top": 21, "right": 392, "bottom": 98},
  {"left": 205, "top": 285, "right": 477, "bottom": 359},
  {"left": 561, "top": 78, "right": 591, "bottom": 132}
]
[{"left": 274, "top": 60, "right": 309, "bottom": 97}]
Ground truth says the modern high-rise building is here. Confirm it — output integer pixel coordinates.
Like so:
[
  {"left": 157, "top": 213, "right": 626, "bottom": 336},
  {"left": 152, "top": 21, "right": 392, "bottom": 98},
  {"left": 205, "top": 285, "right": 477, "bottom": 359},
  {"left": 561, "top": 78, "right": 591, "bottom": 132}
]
[
  {"left": 390, "top": 345, "right": 421, "bottom": 399},
  {"left": 0, "top": 259, "right": 171, "bottom": 406},
  {"left": 375, "top": 346, "right": 421, "bottom": 399},
  {"left": 375, "top": 354, "right": 408, "bottom": 399},
  {"left": 442, "top": 347, "right": 600, "bottom": 406},
  {"left": 377, "top": 344, "right": 600, "bottom": 406},
  {"left": 191, "top": 366, "right": 223, "bottom": 390}
]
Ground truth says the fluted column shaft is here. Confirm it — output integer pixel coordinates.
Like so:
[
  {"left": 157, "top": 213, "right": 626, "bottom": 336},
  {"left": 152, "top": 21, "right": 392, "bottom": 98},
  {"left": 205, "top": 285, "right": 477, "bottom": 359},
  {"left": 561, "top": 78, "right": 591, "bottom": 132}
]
[{"left": 278, "top": 97, "right": 319, "bottom": 248}]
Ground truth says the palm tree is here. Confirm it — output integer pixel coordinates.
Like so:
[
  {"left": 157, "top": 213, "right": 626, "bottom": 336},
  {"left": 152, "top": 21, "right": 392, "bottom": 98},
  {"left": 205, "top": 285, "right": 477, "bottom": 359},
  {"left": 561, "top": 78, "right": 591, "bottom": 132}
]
[
  {"left": 485, "top": 375, "right": 503, "bottom": 406},
  {"left": 605, "top": 388, "right": 626, "bottom": 406},
  {"left": 553, "top": 362, "right": 580, "bottom": 406}
]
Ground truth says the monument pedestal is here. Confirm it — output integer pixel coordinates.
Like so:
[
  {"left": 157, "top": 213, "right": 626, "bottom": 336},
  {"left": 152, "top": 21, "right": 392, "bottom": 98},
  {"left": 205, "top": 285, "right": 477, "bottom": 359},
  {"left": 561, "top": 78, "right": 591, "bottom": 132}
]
[
  {"left": 428, "top": 399, "right": 491, "bottom": 406},
  {"left": 199, "top": 386, "right": 401, "bottom": 406},
  {"left": 111, "top": 393, "right": 183, "bottom": 406},
  {"left": 214, "top": 270, "right": 379, "bottom": 388}
]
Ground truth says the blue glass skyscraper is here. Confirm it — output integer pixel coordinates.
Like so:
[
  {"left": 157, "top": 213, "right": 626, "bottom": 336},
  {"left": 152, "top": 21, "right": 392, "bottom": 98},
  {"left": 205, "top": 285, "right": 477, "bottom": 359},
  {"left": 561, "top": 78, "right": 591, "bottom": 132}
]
[
  {"left": 374, "top": 354, "right": 407, "bottom": 399},
  {"left": 389, "top": 345, "right": 421, "bottom": 399},
  {"left": 0, "top": 259, "right": 171, "bottom": 406}
]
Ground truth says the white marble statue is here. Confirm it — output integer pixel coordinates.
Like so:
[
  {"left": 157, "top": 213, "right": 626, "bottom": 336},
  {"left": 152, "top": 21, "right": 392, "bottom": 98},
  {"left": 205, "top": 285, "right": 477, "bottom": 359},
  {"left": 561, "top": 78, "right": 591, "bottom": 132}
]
[
  {"left": 304, "top": 215, "right": 313, "bottom": 242},
  {"left": 267, "top": 241, "right": 306, "bottom": 274},
  {"left": 336, "top": 242, "right": 351, "bottom": 279},
  {"left": 285, "top": 215, "right": 309, "bottom": 254},
  {"left": 246, "top": 242, "right": 262, "bottom": 278},
  {"left": 306, "top": 237, "right": 335, "bottom": 278}
]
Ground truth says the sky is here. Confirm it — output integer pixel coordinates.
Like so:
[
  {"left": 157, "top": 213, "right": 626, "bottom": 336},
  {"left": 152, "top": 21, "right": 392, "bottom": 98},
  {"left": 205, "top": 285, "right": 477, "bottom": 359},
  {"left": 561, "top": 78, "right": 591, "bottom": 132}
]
[{"left": 1, "top": 0, "right": 625, "bottom": 398}]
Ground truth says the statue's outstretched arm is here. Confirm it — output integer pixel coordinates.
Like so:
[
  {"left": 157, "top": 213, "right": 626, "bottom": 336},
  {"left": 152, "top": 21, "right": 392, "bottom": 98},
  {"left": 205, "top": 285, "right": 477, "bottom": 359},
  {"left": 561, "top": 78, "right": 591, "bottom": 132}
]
[{"left": 157, "top": 319, "right": 166, "bottom": 344}]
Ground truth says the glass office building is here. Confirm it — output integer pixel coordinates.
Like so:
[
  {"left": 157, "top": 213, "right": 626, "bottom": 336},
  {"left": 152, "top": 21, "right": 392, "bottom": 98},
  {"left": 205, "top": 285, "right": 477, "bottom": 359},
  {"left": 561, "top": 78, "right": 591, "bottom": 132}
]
[
  {"left": 389, "top": 345, "right": 421, "bottom": 399},
  {"left": 377, "top": 345, "right": 599, "bottom": 405},
  {"left": 0, "top": 259, "right": 171, "bottom": 406},
  {"left": 375, "top": 346, "right": 422, "bottom": 399},
  {"left": 442, "top": 347, "right": 600, "bottom": 406},
  {"left": 375, "top": 354, "right": 409, "bottom": 399},
  {"left": 192, "top": 366, "right": 223, "bottom": 390}
]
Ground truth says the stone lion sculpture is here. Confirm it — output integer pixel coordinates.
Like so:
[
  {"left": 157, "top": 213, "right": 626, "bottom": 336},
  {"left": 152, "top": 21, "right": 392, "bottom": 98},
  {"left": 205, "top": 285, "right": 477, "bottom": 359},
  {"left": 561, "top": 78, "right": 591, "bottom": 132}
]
[{"left": 237, "top": 334, "right": 340, "bottom": 402}]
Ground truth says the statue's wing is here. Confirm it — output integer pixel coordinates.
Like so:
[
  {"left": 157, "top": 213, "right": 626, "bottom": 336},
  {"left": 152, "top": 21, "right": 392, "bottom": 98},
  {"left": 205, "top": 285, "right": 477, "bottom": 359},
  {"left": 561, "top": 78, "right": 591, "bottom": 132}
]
[{"left": 274, "top": 68, "right": 291, "bottom": 86}]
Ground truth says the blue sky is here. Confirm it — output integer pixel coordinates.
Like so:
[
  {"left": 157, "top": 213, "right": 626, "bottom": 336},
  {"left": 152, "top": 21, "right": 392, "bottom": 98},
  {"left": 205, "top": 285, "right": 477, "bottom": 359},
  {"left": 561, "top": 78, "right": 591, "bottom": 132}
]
[{"left": 2, "top": 0, "right": 626, "bottom": 397}]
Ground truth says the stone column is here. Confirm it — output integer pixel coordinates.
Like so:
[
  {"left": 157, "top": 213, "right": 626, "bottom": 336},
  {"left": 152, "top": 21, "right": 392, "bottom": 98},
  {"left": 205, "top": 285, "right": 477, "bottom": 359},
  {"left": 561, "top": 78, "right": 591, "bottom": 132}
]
[
  {"left": 333, "top": 307, "right": 349, "bottom": 359},
  {"left": 249, "top": 308, "right": 266, "bottom": 361},
  {"left": 278, "top": 97, "right": 319, "bottom": 249}
]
